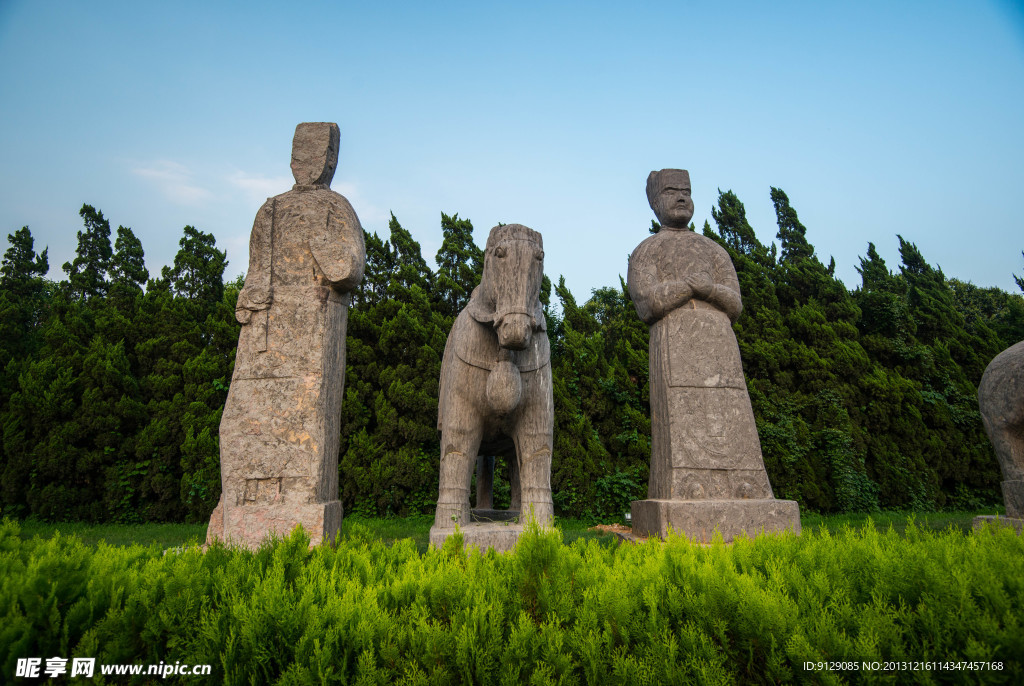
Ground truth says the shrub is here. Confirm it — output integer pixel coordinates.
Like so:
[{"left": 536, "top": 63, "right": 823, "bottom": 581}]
[{"left": 2, "top": 517, "right": 1022, "bottom": 684}]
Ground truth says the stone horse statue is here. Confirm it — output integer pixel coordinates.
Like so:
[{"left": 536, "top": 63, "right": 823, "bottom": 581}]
[{"left": 433, "top": 224, "right": 554, "bottom": 529}]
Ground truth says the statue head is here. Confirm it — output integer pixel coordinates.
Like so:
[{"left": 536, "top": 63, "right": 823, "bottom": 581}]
[
  {"left": 291, "top": 122, "right": 340, "bottom": 188},
  {"left": 646, "top": 169, "right": 693, "bottom": 228},
  {"left": 468, "top": 224, "right": 546, "bottom": 351}
]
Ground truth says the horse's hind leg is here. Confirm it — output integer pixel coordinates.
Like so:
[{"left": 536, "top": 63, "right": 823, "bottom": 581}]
[{"left": 435, "top": 414, "right": 483, "bottom": 529}]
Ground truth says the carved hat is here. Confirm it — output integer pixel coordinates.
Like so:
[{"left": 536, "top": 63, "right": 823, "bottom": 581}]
[
  {"left": 291, "top": 122, "right": 340, "bottom": 188},
  {"left": 645, "top": 168, "right": 690, "bottom": 207},
  {"left": 484, "top": 223, "right": 543, "bottom": 252}
]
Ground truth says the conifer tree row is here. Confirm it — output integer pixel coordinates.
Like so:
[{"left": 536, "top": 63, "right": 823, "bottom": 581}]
[
  {"left": 0, "top": 207, "right": 236, "bottom": 522},
  {"left": 0, "top": 197, "right": 1020, "bottom": 523}
]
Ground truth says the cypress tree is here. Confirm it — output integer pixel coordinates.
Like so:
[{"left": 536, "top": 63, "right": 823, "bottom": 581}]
[
  {"left": 948, "top": 278, "right": 1024, "bottom": 351},
  {"left": 163, "top": 225, "right": 227, "bottom": 308},
  {"left": 354, "top": 230, "right": 395, "bottom": 308},
  {"left": 0, "top": 227, "right": 51, "bottom": 517},
  {"left": 109, "top": 225, "right": 148, "bottom": 304},
  {"left": 340, "top": 214, "right": 449, "bottom": 515},
  {"left": 548, "top": 277, "right": 612, "bottom": 517},
  {"left": 433, "top": 212, "right": 482, "bottom": 319},
  {"left": 711, "top": 190, "right": 765, "bottom": 259},
  {"left": 0, "top": 227, "right": 49, "bottom": 366},
  {"left": 63, "top": 204, "right": 112, "bottom": 301},
  {"left": 771, "top": 187, "right": 814, "bottom": 264}
]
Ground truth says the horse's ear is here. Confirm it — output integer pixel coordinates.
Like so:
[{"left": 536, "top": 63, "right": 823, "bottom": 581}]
[{"left": 466, "top": 287, "right": 496, "bottom": 323}]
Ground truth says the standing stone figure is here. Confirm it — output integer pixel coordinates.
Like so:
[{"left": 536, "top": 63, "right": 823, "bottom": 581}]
[
  {"left": 975, "top": 340, "right": 1024, "bottom": 531},
  {"left": 430, "top": 224, "right": 554, "bottom": 552},
  {"left": 206, "top": 122, "right": 365, "bottom": 549},
  {"left": 627, "top": 169, "right": 800, "bottom": 541}
]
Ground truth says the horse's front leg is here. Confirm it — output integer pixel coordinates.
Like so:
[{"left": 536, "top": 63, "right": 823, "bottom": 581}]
[
  {"left": 435, "top": 391, "right": 484, "bottom": 529},
  {"left": 512, "top": 368, "right": 554, "bottom": 526}
]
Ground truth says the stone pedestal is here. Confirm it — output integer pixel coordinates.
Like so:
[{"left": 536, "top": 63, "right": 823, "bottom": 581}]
[
  {"left": 972, "top": 515, "right": 1024, "bottom": 534},
  {"left": 631, "top": 498, "right": 801, "bottom": 543},
  {"left": 429, "top": 522, "right": 528, "bottom": 553},
  {"left": 207, "top": 498, "right": 341, "bottom": 548}
]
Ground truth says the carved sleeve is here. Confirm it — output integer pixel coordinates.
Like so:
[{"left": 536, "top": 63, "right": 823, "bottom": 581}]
[
  {"left": 627, "top": 243, "right": 658, "bottom": 325},
  {"left": 709, "top": 245, "right": 743, "bottom": 323},
  {"left": 628, "top": 238, "right": 694, "bottom": 325},
  {"left": 310, "top": 197, "right": 366, "bottom": 293},
  {"left": 235, "top": 198, "right": 275, "bottom": 321}
]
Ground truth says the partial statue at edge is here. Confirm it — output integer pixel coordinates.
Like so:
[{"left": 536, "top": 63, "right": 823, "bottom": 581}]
[
  {"left": 207, "top": 122, "right": 366, "bottom": 549},
  {"left": 627, "top": 168, "right": 799, "bottom": 541},
  {"left": 976, "top": 339, "right": 1024, "bottom": 530}
]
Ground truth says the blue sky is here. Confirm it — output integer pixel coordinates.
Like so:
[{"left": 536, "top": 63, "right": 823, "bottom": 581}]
[{"left": 1, "top": 1, "right": 1022, "bottom": 301}]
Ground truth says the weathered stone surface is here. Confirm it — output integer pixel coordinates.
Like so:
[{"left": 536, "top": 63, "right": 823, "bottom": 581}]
[
  {"left": 430, "top": 224, "right": 553, "bottom": 550},
  {"left": 972, "top": 515, "right": 1024, "bottom": 534},
  {"left": 627, "top": 169, "right": 799, "bottom": 540},
  {"left": 631, "top": 499, "right": 801, "bottom": 542},
  {"left": 978, "top": 339, "right": 1024, "bottom": 518},
  {"left": 429, "top": 523, "right": 526, "bottom": 553},
  {"left": 206, "top": 123, "right": 365, "bottom": 549}
]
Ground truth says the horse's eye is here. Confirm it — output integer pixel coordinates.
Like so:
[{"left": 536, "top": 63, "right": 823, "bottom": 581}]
[
  {"left": 495, "top": 246, "right": 507, "bottom": 258},
  {"left": 535, "top": 249, "right": 544, "bottom": 261}
]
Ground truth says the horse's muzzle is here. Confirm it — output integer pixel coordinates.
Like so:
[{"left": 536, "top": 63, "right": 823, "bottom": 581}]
[{"left": 496, "top": 313, "right": 533, "bottom": 350}]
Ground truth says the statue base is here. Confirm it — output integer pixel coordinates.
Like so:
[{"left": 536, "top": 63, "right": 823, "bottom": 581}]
[
  {"left": 206, "top": 498, "right": 342, "bottom": 549},
  {"left": 429, "top": 522, "right": 527, "bottom": 553},
  {"left": 631, "top": 498, "right": 801, "bottom": 542},
  {"left": 972, "top": 515, "right": 1024, "bottom": 534}
]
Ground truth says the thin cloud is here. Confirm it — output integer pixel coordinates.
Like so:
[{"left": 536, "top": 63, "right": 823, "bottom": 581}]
[
  {"left": 132, "top": 161, "right": 212, "bottom": 205},
  {"left": 227, "top": 172, "right": 390, "bottom": 228},
  {"left": 227, "top": 171, "right": 292, "bottom": 204},
  {"left": 333, "top": 181, "right": 389, "bottom": 227}
]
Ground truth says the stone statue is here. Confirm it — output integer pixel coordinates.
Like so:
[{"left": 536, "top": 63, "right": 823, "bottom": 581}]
[
  {"left": 430, "top": 224, "right": 554, "bottom": 552},
  {"left": 627, "top": 169, "right": 800, "bottom": 541},
  {"left": 206, "top": 122, "right": 366, "bottom": 549},
  {"left": 975, "top": 340, "right": 1024, "bottom": 532}
]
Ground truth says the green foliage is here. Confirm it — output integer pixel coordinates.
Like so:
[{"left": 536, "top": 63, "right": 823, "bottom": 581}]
[
  {"left": 162, "top": 225, "right": 227, "bottom": 306},
  {"left": 2, "top": 517, "right": 1022, "bottom": 684},
  {"left": 1, "top": 210, "right": 235, "bottom": 523},
  {"left": 545, "top": 277, "right": 650, "bottom": 520},
  {"left": 433, "top": 212, "right": 483, "bottom": 319},
  {"left": 339, "top": 216, "right": 452, "bottom": 516}
]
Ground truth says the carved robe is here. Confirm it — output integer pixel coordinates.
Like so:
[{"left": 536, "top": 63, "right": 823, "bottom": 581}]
[
  {"left": 211, "top": 187, "right": 364, "bottom": 546},
  {"left": 628, "top": 228, "right": 774, "bottom": 501}
]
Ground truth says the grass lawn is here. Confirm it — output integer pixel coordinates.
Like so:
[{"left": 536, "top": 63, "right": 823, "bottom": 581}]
[
  {"left": 11, "top": 507, "right": 1007, "bottom": 553},
  {"left": 14, "top": 519, "right": 208, "bottom": 549}
]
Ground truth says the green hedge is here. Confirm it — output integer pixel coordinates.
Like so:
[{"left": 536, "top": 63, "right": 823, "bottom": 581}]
[{"left": 2, "top": 517, "right": 1022, "bottom": 684}]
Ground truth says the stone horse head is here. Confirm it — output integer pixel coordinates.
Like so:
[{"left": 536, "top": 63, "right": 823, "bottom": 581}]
[
  {"left": 467, "top": 224, "right": 546, "bottom": 350},
  {"left": 464, "top": 224, "right": 547, "bottom": 415}
]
